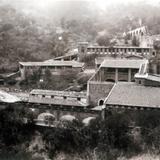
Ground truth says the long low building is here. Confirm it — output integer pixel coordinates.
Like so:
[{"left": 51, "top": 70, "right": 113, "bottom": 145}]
[
  {"left": 29, "top": 89, "right": 88, "bottom": 107},
  {"left": 19, "top": 60, "right": 85, "bottom": 79},
  {"left": 104, "top": 82, "right": 160, "bottom": 109},
  {"left": 78, "top": 42, "right": 156, "bottom": 59}
]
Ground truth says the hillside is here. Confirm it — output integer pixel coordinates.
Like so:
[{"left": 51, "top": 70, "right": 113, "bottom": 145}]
[{"left": 0, "top": 1, "right": 160, "bottom": 72}]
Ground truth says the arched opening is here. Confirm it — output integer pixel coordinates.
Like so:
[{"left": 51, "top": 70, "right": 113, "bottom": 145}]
[
  {"left": 98, "top": 99, "right": 104, "bottom": 106},
  {"left": 37, "top": 113, "right": 55, "bottom": 126},
  {"left": 60, "top": 115, "right": 76, "bottom": 122},
  {"left": 105, "top": 79, "right": 115, "bottom": 82},
  {"left": 82, "top": 117, "right": 96, "bottom": 126}
]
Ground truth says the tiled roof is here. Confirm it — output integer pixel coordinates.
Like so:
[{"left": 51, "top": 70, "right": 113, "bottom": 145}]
[
  {"left": 29, "top": 96, "right": 88, "bottom": 107},
  {"left": 30, "top": 89, "right": 86, "bottom": 98},
  {"left": 104, "top": 82, "right": 160, "bottom": 108},
  {"left": 95, "top": 56, "right": 144, "bottom": 66},
  {"left": 19, "top": 61, "right": 84, "bottom": 68},
  {"left": 29, "top": 90, "right": 88, "bottom": 107},
  {"left": 95, "top": 57, "right": 118, "bottom": 65},
  {"left": 87, "top": 46, "right": 152, "bottom": 49},
  {"left": 100, "top": 59, "right": 147, "bottom": 69}
]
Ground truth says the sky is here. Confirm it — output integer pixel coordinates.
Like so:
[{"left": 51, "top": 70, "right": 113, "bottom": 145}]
[
  {"left": 2, "top": 0, "right": 160, "bottom": 10},
  {"left": 1, "top": 0, "right": 160, "bottom": 15},
  {"left": 34, "top": 0, "right": 160, "bottom": 13}
]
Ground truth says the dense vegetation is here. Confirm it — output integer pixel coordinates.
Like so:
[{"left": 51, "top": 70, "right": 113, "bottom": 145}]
[
  {"left": 1, "top": 0, "right": 160, "bottom": 159},
  {"left": 40, "top": 110, "right": 160, "bottom": 159},
  {"left": 18, "top": 68, "right": 88, "bottom": 91},
  {"left": 0, "top": 105, "right": 35, "bottom": 158},
  {"left": 0, "top": 1, "right": 160, "bottom": 72},
  {"left": 1, "top": 104, "right": 160, "bottom": 159}
]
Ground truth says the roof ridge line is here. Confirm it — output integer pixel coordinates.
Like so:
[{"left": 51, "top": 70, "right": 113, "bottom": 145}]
[{"left": 104, "top": 83, "right": 117, "bottom": 104}]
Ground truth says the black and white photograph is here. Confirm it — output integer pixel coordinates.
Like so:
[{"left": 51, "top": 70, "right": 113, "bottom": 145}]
[{"left": 0, "top": 0, "right": 160, "bottom": 159}]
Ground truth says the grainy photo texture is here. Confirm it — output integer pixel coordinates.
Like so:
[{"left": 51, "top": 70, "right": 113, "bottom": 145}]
[{"left": 0, "top": 0, "right": 160, "bottom": 159}]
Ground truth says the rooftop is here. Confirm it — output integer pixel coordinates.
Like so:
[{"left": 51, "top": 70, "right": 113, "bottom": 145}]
[
  {"left": 30, "top": 89, "right": 86, "bottom": 98},
  {"left": 135, "top": 73, "right": 160, "bottom": 82},
  {"left": 29, "top": 90, "right": 88, "bottom": 107},
  {"left": 95, "top": 55, "right": 144, "bottom": 66},
  {"left": 87, "top": 45, "right": 152, "bottom": 49},
  {"left": 100, "top": 59, "right": 148, "bottom": 69},
  {"left": 0, "top": 90, "right": 21, "bottom": 103},
  {"left": 104, "top": 82, "right": 160, "bottom": 108},
  {"left": 19, "top": 61, "right": 84, "bottom": 68}
]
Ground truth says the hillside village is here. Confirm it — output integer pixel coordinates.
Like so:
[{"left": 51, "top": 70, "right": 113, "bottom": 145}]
[{"left": 1, "top": 1, "right": 160, "bottom": 160}]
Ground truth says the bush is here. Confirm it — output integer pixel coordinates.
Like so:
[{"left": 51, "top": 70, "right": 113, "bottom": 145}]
[
  {"left": 6, "top": 79, "right": 17, "bottom": 85},
  {"left": 80, "top": 53, "right": 97, "bottom": 67},
  {"left": 0, "top": 105, "right": 35, "bottom": 146}
]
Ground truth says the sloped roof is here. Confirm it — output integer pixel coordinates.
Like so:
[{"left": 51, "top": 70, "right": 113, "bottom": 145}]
[
  {"left": 101, "top": 59, "right": 147, "bottom": 69},
  {"left": 104, "top": 82, "right": 160, "bottom": 108},
  {"left": 95, "top": 57, "right": 118, "bottom": 65},
  {"left": 29, "top": 90, "right": 88, "bottom": 107},
  {"left": 19, "top": 61, "right": 84, "bottom": 68},
  {"left": 135, "top": 74, "right": 160, "bottom": 83},
  {"left": 29, "top": 96, "right": 88, "bottom": 107},
  {"left": 30, "top": 89, "right": 86, "bottom": 98},
  {"left": 0, "top": 90, "right": 21, "bottom": 103}
]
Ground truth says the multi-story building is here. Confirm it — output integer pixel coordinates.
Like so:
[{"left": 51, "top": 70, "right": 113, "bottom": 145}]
[
  {"left": 88, "top": 51, "right": 160, "bottom": 108},
  {"left": 87, "top": 58, "right": 148, "bottom": 106},
  {"left": 78, "top": 42, "right": 155, "bottom": 60}
]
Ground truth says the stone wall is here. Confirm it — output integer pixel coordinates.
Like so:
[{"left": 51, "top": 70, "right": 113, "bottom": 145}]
[
  {"left": 32, "top": 107, "right": 100, "bottom": 121},
  {"left": 87, "top": 81, "right": 114, "bottom": 106}
]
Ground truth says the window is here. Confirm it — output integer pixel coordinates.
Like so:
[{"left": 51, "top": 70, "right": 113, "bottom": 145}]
[
  {"left": 152, "top": 52, "right": 156, "bottom": 56},
  {"left": 119, "top": 68, "right": 128, "bottom": 73},
  {"left": 81, "top": 47, "right": 85, "bottom": 53},
  {"left": 42, "top": 95, "right": 45, "bottom": 98},
  {"left": 157, "top": 64, "right": 160, "bottom": 74},
  {"left": 136, "top": 49, "right": 141, "bottom": 53},
  {"left": 107, "top": 68, "right": 115, "bottom": 72},
  {"left": 139, "top": 80, "right": 142, "bottom": 84},
  {"left": 63, "top": 96, "right": 67, "bottom": 99},
  {"left": 51, "top": 95, "right": 54, "bottom": 98},
  {"left": 77, "top": 97, "right": 81, "bottom": 101},
  {"left": 87, "top": 48, "right": 91, "bottom": 52}
]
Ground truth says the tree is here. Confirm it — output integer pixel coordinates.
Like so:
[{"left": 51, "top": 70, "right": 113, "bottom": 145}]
[
  {"left": 0, "top": 105, "right": 35, "bottom": 146},
  {"left": 132, "top": 36, "right": 140, "bottom": 46},
  {"left": 96, "top": 34, "right": 112, "bottom": 46}
]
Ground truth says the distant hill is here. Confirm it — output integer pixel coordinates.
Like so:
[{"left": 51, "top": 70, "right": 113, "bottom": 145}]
[{"left": 0, "top": 1, "right": 160, "bottom": 72}]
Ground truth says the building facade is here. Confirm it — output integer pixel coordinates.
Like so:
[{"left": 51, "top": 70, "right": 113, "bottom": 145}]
[
  {"left": 78, "top": 42, "right": 155, "bottom": 60},
  {"left": 19, "top": 61, "right": 85, "bottom": 79}
]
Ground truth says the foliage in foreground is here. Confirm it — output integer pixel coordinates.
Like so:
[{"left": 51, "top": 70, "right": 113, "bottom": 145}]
[
  {"left": 1, "top": 107, "right": 160, "bottom": 159},
  {"left": 41, "top": 111, "right": 160, "bottom": 159}
]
